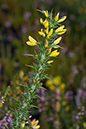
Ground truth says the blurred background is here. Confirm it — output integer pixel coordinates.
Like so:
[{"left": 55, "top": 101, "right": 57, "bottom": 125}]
[
  {"left": 0, "top": 0, "right": 86, "bottom": 94},
  {"left": 0, "top": 0, "right": 86, "bottom": 128}
]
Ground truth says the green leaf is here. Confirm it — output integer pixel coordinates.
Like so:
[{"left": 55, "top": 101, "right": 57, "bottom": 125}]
[
  {"left": 3, "top": 124, "right": 9, "bottom": 129},
  {"left": 19, "top": 84, "right": 28, "bottom": 88},
  {"left": 53, "top": 45, "right": 63, "bottom": 49},
  {"left": 25, "top": 64, "right": 36, "bottom": 70},
  {"left": 38, "top": 85, "right": 46, "bottom": 90},
  {"left": 23, "top": 53, "right": 34, "bottom": 57},
  {"left": 4, "top": 86, "right": 10, "bottom": 98},
  {"left": 36, "top": 9, "right": 44, "bottom": 14},
  {"left": 35, "top": 95, "right": 41, "bottom": 99},
  {"left": 12, "top": 97, "right": 19, "bottom": 102},
  {"left": 10, "top": 108, "right": 18, "bottom": 116},
  {"left": 30, "top": 104, "right": 38, "bottom": 108},
  {"left": 45, "top": 76, "right": 52, "bottom": 81}
]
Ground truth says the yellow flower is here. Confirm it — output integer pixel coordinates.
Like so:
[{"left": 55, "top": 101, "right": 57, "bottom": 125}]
[
  {"left": 58, "top": 29, "right": 67, "bottom": 35},
  {"left": 65, "top": 105, "right": 70, "bottom": 111},
  {"left": 21, "top": 121, "right": 25, "bottom": 128},
  {"left": 26, "top": 36, "right": 37, "bottom": 46},
  {"left": 48, "top": 29, "right": 53, "bottom": 36},
  {"left": 31, "top": 119, "right": 40, "bottom": 129},
  {"left": 49, "top": 85, "right": 55, "bottom": 90},
  {"left": 47, "top": 60, "right": 54, "bottom": 64},
  {"left": 55, "top": 12, "right": 59, "bottom": 21},
  {"left": 55, "top": 25, "right": 65, "bottom": 33},
  {"left": 47, "top": 48, "right": 52, "bottom": 53},
  {"left": 38, "top": 31, "right": 45, "bottom": 37},
  {"left": 53, "top": 76, "right": 61, "bottom": 85},
  {"left": 60, "top": 83, "right": 65, "bottom": 89},
  {"left": 46, "top": 35, "right": 49, "bottom": 39},
  {"left": 53, "top": 37, "right": 62, "bottom": 45},
  {"left": 42, "top": 10, "right": 48, "bottom": 17},
  {"left": 0, "top": 103, "right": 3, "bottom": 108},
  {"left": 45, "top": 80, "right": 52, "bottom": 86},
  {"left": 45, "top": 79, "right": 55, "bottom": 90},
  {"left": 43, "top": 19, "right": 49, "bottom": 28},
  {"left": 83, "top": 122, "right": 86, "bottom": 128},
  {"left": 49, "top": 50, "right": 60, "bottom": 57},
  {"left": 45, "top": 39, "right": 48, "bottom": 48},
  {"left": 58, "top": 16, "right": 67, "bottom": 23},
  {"left": 40, "top": 18, "right": 43, "bottom": 24},
  {"left": 62, "top": 101, "right": 67, "bottom": 106}
]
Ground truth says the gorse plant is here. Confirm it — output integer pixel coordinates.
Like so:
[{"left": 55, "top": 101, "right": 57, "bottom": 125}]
[{"left": 5, "top": 9, "right": 67, "bottom": 129}]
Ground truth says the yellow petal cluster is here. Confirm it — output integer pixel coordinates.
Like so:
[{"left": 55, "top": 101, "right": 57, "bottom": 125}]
[
  {"left": 45, "top": 29, "right": 53, "bottom": 40},
  {"left": 43, "top": 19, "right": 49, "bottom": 28},
  {"left": 45, "top": 79, "right": 52, "bottom": 86},
  {"left": 55, "top": 25, "right": 67, "bottom": 35},
  {"left": 49, "top": 50, "right": 60, "bottom": 57},
  {"left": 40, "top": 18, "right": 49, "bottom": 28},
  {"left": 45, "top": 79, "right": 54, "bottom": 90},
  {"left": 55, "top": 25, "right": 65, "bottom": 33},
  {"left": 60, "top": 83, "right": 65, "bottom": 89},
  {"left": 26, "top": 36, "right": 37, "bottom": 46},
  {"left": 42, "top": 10, "right": 48, "bottom": 17},
  {"left": 53, "top": 76, "right": 61, "bottom": 85},
  {"left": 47, "top": 48, "right": 52, "bottom": 53}
]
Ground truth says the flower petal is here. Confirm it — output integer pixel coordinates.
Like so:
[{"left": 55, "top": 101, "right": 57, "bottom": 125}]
[
  {"left": 29, "top": 36, "right": 37, "bottom": 43},
  {"left": 42, "top": 10, "right": 48, "bottom": 17},
  {"left": 55, "top": 25, "right": 65, "bottom": 33},
  {"left": 43, "top": 19, "right": 49, "bottom": 28},
  {"left": 55, "top": 12, "right": 59, "bottom": 21},
  {"left": 53, "top": 37, "right": 62, "bottom": 45},
  {"left": 49, "top": 29, "right": 53, "bottom": 36},
  {"left": 58, "top": 29, "right": 67, "bottom": 34},
  {"left": 21, "top": 121, "right": 25, "bottom": 128},
  {"left": 38, "top": 31, "right": 45, "bottom": 37},
  {"left": 40, "top": 18, "right": 43, "bottom": 24},
  {"left": 47, "top": 60, "right": 54, "bottom": 64},
  {"left": 45, "top": 40, "right": 48, "bottom": 48},
  {"left": 49, "top": 50, "right": 60, "bottom": 57},
  {"left": 58, "top": 16, "right": 67, "bottom": 23},
  {"left": 26, "top": 41, "right": 37, "bottom": 46}
]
